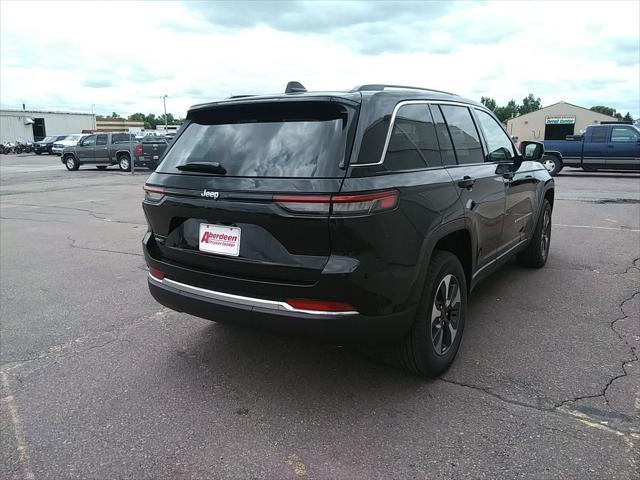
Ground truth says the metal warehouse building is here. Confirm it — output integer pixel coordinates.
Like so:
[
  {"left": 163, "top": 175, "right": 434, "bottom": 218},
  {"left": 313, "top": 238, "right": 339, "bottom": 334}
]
[
  {"left": 0, "top": 109, "right": 96, "bottom": 143},
  {"left": 506, "top": 101, "right": 617, "bottom": 142}
]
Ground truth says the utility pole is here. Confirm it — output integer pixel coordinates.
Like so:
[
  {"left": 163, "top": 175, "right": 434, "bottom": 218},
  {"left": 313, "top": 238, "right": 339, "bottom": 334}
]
[{"left": 161, "top": 95, "right": 168, "bottom": 133}]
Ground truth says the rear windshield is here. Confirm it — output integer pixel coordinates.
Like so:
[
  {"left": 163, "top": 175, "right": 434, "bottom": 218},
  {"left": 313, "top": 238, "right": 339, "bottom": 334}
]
[{"left": 157, "top": 102, "right": 352, "bottom": 178}]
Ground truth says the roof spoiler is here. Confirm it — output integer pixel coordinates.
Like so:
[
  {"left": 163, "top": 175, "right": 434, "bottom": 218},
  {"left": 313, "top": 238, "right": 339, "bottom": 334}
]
[{"left": 285, "top": 81, "right": 307, "bottom": 94}]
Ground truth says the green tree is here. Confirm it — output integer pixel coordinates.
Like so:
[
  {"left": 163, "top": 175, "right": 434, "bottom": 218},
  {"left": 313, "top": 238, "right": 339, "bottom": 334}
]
[
  {"left": 495, "top": 100, "right": 520, "bottom": 122},
  {"left": 590, "top": 106, "right": 618, "bottom": 117},
  {"left": 480, "top": 96, "right": 497, "bottom": 111},
  {"left": 158, "top": 113, "right": 175, "bottom": 125},
  {"left": 144, "top": 114, "right": 157, "bottom": 129},
  {"left": 110, "top": 112, "right": 122, "bottom": 119},
  {"left": 128, "top": 113, "right": 145, "bottom": 121},
  {"left": 519, "top": 93, "right": 542, "bottom": 115},
  {"left": 623, "top": 112, "right": 634, "bottom": 122}
]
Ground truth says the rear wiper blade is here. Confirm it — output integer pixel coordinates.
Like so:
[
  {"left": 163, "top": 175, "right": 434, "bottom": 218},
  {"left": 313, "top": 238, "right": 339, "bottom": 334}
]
[{"left": 176, "top": 162, "right": 227, "bottom": 175}]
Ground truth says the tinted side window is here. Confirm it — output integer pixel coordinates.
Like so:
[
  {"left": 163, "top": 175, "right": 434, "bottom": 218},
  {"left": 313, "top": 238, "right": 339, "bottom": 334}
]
[
  {"left": 384, "top": 104, "right": 441, "bottom": 170},
  {"left": 590, "top": 126, "right": 609, "bottom": 143},
  {"left": 475, "top": 109, "right": 515, "bottom": 162},
  {"left": 96, "top": 134, "right": 108, "bottom": 146},
  {"left": 112, "top": 133, "right": 132, "bottom": 144},
  {"left": 611, "top": 127, "right": 639, "bottom": 143},
  {"left": 82, "top": 135, "right": 97, "bottom": 146},
  {"left": 440, "top": 105, "right": 484, "bottom": 164},
  {"left": 430, "top": 105, "right": 457, "bottom": 166}
]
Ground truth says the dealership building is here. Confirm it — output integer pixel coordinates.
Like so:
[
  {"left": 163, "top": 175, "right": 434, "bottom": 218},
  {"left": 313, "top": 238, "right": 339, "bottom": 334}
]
[
  {"left": 506, "top": 101, "right": 618, "bottom": 142},
  {"left": 0, "top": 109, "right": 96, "bottom": 143}
]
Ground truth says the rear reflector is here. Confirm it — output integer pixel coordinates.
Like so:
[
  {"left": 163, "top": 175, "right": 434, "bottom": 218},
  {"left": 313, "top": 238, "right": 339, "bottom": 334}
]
[
  {"left": 143, "top": 184, "right": 165, "bottom": 202},
  {"left": 149, "top": 267, "right": 165, "bottom": 280},
  {"left": 286, "top": 298, "right": 357, "bottom": 313},
  {"left": 274, "top": 190, "right": 398, "bottom": 216}
]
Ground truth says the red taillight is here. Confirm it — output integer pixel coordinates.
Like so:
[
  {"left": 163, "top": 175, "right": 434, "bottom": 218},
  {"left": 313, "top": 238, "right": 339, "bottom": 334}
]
[
  {"left": 143, "top": 184, "right": 165, "bottom": 202},
  {"left": 331, "top": 190, "right": 399, "bottom": 215},
  {"left": 135, "top": 144, "right": 143, "bottom": 155},
  {"left": 149, "top": 267, "right": 165, "bottom": 280},
  {"left": 286, "top": 298, "right": 357, "bottom": 313},
  {"left": 274, "top": 190, "right": 398, "bottom": 216}
]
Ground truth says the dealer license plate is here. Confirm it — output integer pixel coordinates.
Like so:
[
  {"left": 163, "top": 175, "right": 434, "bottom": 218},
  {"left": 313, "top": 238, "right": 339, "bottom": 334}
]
[{"left": 198, "top": 224, "right": 241, "bottom": 257}]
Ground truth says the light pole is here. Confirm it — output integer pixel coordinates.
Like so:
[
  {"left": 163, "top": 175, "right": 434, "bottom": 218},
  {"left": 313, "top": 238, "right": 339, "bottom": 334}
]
[
  {"left": 91, "top": 104, "right": 96, "bottom": 129},
  {"left": 161, "top": 95, "right": 168, "bottom": 133}
]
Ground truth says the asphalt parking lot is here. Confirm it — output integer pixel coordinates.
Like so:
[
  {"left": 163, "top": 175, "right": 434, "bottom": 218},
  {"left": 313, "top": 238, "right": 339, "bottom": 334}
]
[{"left": 1, "top": 154, "right": 639, "bottom": 479}]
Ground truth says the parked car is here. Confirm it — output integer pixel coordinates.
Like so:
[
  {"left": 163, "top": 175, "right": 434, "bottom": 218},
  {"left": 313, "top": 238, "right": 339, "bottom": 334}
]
[
  {"left": 52, "top": 134, "right": 89, "bottom": 155},
  {"left": 61, "top": 132, "right": 137, "bottom": 171},
  {"left": 133, "top": 135, "right": 170, "bottom": 170},
  {"left": 33, "top": 135, "right": 67, "bottom": 155},
  {"left": 542, "top": 122, "right": 640, "bottom": 175},
  {"left": 142, "top": 82, "right": 553, "bottom": 377}
]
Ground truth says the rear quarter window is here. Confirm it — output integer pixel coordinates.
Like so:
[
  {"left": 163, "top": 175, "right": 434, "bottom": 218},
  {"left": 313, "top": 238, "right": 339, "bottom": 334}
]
[{"left": 383, "top": 104, "right": 441, "bottom": 170}]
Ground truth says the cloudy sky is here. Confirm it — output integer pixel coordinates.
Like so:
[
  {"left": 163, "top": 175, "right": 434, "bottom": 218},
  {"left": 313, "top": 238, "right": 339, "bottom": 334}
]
[{"left": 1, "top": 0, "right": 638, "bottom": 118}]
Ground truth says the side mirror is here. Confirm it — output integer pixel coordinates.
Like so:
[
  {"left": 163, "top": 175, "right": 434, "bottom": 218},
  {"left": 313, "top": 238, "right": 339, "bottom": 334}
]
[{"left": 520, "top": 141, "right": 545, "bottom": 161}]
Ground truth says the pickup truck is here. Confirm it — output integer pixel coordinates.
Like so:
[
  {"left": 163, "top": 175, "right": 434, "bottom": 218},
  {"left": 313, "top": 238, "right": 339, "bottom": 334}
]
[
  {"left": 61, "top": 132, "right": 169, "bottom": 171},
  {"left": 133, "top": 136, "right": 170, "bottom": 171},
  {"left": 61, "top": 132, "right": 137, "bottom": 171},
  {"left": 542, "top": 123, "right": 640, "bottom": 175}
]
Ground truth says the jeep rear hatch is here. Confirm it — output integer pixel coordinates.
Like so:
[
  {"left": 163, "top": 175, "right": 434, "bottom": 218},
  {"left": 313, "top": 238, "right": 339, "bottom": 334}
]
[{"left": 144, "top": 100, "right": 358, "bottom": 286}]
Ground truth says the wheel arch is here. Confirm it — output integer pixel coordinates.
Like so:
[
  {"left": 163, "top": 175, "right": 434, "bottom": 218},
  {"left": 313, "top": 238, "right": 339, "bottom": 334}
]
[{"left": 412, "top": 219, "right": 475, "bottom": 306}]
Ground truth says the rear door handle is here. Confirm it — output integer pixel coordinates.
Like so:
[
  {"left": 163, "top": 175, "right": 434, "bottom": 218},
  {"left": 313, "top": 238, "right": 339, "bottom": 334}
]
[{"left": 457, "top": 176, "right": 476, "bottom": 189}]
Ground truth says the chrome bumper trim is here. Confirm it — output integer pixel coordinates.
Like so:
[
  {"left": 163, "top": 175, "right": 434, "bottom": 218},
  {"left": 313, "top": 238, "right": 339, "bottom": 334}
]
[{"left": 148, "top": 273, "right": 359, "bottom": 316}]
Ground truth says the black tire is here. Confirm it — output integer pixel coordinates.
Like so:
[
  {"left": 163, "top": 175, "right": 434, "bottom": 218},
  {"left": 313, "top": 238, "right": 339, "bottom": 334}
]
[
  {"left": 391, "top": 251, "right": 467, "bottom": 377},
  {"left": 517, "top": 199, "right": 552, "bottom": 268},
  {"left": 35, "top": 151, "right": 42, "bottom": 155},
  {"left": 64, "top": 155, "right": 79, "bottom": 171},
  {"left": 118, "top": 154, "right": 131, "bottom": 171},
  {"left": 542, "top": 155, "right": 562, "bottom": 176},
  {"left": 96, "top": 166, "right": 107, "bottom": 170}
]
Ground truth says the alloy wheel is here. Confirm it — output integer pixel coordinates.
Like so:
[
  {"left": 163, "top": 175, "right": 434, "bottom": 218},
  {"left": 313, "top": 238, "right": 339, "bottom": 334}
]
[
  {"left": 540, "top": 209, "right": 551, "bottom": 259},
  {"left": 543, "top": 158, "right": 556, "bottom": 173},
  {"left": 430, "top": 274, "right": 461, "bottom": 356}
]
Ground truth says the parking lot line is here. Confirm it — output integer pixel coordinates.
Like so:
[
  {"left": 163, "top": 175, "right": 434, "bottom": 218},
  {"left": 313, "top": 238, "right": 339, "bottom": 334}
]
[{"left": 555, "top": 224, "right": 640, "bottom": 233}]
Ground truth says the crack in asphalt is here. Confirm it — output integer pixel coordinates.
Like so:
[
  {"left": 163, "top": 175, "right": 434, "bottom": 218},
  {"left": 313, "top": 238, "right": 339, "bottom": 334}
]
[
  {"left": 67, "top": 234, "right": 143, "bottom": 257},
  {"left": 2, "top": 201, "right": 146, "bottom": 226},
  {"left": 0, "top": 308, "right": 171, "bottom": 373},
  {"left": 441, "top": 257, "right": 640, "bottom": 435}
]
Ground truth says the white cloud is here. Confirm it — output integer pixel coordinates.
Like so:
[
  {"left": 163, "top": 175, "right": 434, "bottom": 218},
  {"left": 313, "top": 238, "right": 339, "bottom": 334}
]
[{"left": 1, "top": 0, "right": 638, "bottom": 118}]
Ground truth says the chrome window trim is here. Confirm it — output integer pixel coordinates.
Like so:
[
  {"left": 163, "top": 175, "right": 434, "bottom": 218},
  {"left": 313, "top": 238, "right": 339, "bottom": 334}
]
[
  {"left": 352, "top": 100, "right": 492, "bottom": 168},
  {"left": 148, "top": 273, "right": 359, "bottom": 316}
]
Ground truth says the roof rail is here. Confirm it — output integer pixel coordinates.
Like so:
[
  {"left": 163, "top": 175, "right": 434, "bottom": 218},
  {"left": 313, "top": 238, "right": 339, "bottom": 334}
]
[
  {"left": 227, "top": 94, "right": 256, "bottom": 99},
  {"left": 351, "top": 84, "right": 456, "bottom": 96},
  {"left": 599, "top": 121, "right": 632, "bottom": 125}
]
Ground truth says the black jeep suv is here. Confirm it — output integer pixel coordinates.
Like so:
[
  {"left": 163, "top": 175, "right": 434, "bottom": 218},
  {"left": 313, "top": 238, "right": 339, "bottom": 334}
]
[{"left": 142, "top": 83, "right": 554, "bottom": 376}]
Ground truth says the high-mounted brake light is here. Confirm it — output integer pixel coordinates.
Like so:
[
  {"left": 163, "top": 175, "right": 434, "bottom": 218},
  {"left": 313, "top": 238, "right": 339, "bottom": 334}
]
[
  {"left": 286, "top": 298, "right": 357, "bottom": 313},
  {"left": 274, "top": 190, "right": 398, "bottom": 216},
  {"left": 143, "top": 184, "right": 165, "bottom": 202}
]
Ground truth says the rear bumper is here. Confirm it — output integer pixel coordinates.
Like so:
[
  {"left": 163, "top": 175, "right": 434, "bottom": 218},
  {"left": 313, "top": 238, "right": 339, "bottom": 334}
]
[{"left": 147, "top": 272, "right": 414, "bottom": 344}]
